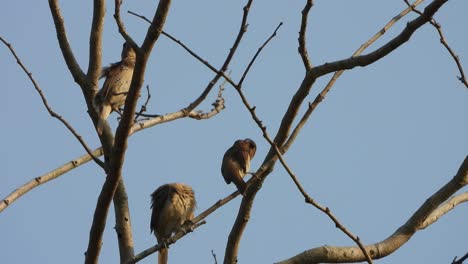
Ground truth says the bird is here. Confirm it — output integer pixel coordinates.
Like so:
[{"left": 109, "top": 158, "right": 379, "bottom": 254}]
[
  {"left": 93, "top": 42, "right": 136, "bottom": 134},
  {"left": 150, "top": 183, "right": 197, "bottom": 264},
  {"left": 221, "top": 138, "right": 257, "bottom": 195}
]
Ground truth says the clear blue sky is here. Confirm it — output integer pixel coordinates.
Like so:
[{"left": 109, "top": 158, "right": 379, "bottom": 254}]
[{"left": 1, "top": 1, "right": 467, "bottom": 263}]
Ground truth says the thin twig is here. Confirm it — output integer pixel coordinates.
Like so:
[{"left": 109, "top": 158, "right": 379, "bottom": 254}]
[
  {"left": 211, "top": 250, "right": 218, "bottom": 264},
  {"left": 403, "top": 0, "right": 468, "bottom": 88},
  {"left": 188, "top": 79, "right": 226, "bottom": 120},
  {"left": 234, "top": 85, "right": 373, "bottom": 263},
  {"left": 0, "top": 36, "right": 106, "bottom": 170},
  {"left": 298, "top": 0, "right": 313, "bottom": 70},
  {"left": 127, "top": 10, "right": 236, "bottom": 88},
  {"left": 114, "top": 0, "right": 138, "bottom": 50},
  {"left": 128, "top": 220, "right": 206, "bottom": 264},
  {"left": 238, "top": 22, "right": 283, "bottom": 87},
  {"left": 134, "top": 85, "right": 152, "bottom": 121},
  {"left": 0, "top": 147, "right": 104, "bottom": 212},
  {"left": 226, "top": 18, "right": 373, "bottom": 262},
  {"left": 452, "top": 252, "right": 468, "bottom": 264}
]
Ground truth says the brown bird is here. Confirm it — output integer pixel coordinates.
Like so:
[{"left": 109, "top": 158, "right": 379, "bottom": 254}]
[
  {"left": 221, "top": 138, "right": 257, "bottom": 195},
  {"left": 93, "top": 42, "right": 136, "bottom": 134},
  {"left": 150, "top": 183, "right": 196, "bottom": 264}
]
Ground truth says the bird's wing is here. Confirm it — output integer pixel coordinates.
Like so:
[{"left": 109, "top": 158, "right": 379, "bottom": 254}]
[
  {"left": 99, "top": 62, "right": 119, "bottom": 79},
  {"left": 221, "top": 147, "right": 239, "bottom": 183},
  {"left": 150, "top": 184, "right": 172, "bottom": 233},
  {"left": 221, "top": 147, "right": 247, "bottom": 194},
  {"left": 100, "top": 64, "right": 122, "bottom": 100}
]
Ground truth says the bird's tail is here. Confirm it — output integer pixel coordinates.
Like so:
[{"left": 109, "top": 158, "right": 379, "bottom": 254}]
[
  {"left": 96, "top": 105, "right": 112, "bottom": 135},
  {"left": 158, "top": 247, "right": 168, "bottom": 264}
]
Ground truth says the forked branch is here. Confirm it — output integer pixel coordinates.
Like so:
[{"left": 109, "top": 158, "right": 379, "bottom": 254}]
[
  {"left": 0, "top": 36, "right": 105, "bottom": 170},
  {"left": 276, "top": 156, "right": 468, "bottom": 263}
]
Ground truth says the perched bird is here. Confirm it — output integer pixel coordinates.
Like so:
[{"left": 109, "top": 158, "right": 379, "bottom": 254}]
[
  {"left": 150, "top": 183, "right": 196, "bottom": 264},
  {"left": 93, "top": 42, "right": 136, "bottom": 134},
  {"left": 221, "top": 138, "right": 257, "bottom": 195}
]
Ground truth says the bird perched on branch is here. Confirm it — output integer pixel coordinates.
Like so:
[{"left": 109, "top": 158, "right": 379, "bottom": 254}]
[
  {"left": 150, "top": 183, "right": 197, "bottom": 264},
  {"left": 221, "top": 138, "right": 257, "bottom": 195},
  {"left": 93, "top": 42, "right": 136, "bottom": 134}
]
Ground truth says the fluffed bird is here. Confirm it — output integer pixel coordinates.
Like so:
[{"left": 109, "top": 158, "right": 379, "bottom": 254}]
[
  {"left": 93, "top": 42, "right": 136, "bottom": 134},
  {"left": 150, "top": 183, "right": 196, "bottom": 264},
  {"left": 221, "top": 138, "right": 257, "bottom": 195}
]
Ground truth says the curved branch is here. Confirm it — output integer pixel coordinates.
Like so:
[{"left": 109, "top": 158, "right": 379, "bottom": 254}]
[
  {"left": 87, "top": 0, "right": 105, "bottom": 85},
  {"left": 275, "top": 156, "right": 468, "bottom": 264},
  {"left": 0, "top": 85, "right": 225, "bottom": 214},
  {"left": 283, "top": 0, "right": 425, "bottom": 152},
  {"left": 113, "top": 179, "right": 135, "bottom": 262},
  {"left": 0, "top": 36, "right": 105, "bottom": 169},
  {"left": 403, "top": 0, "right": 468, "bottom": 88},
  {"left": 48, "top": 0, "right": 86, "bottom": 86},
  {"left": 309, "top": 0, "right": 448, "bottom": 79},
  {"left": 421, "top": 191, "right": 468, "bottom": 229},
  {"left": 85, "top": 1, "right": 172, "bottom": 263},
  {"left": 298, "top": 0, "right": 313, "bottom": 71},
  {"left": 114, "top": 0, "right": 139, "bottom": 50},
  {"left": 225, "top": 1, "right": 451, "bottom": 263},
  {"left": 0, "top": 148, "right": 103, "bottom": 212}
]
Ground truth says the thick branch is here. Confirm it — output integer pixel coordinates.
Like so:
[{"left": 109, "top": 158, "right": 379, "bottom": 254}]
[
  {"left": 238, "top": 22, "right": 283, "bottom": 87},
  {"left": 113, "top": 179, "right": 135, "bottom": 262},
  {"left": 276, "top": 0, "right": 447, "bottom": 160},
  {"left": 84, "top": 1, "right": 172, "bottom": 263},
  {"left": 309, "top": 0, "right": 448, "bottom": 79},
  {"left": 87, "top": 0, "right": 105, "bottom": 86},
  {"left": 0, "top": 87, "right": 225, "bottom": 214},
  {"left": 48, "top": 0, "right": 86, "bottom": 86},
  {"left": 283, "top": 0, "right": 426, "bottom": 153},
  {"left": 276, "top": 156, "right": 468, "bottom": 264},
  {"left": 225, "top": 0, "right": 450, "bottom": 263},
  {"left": 114, "top": 0, "right": 138, "bottom": 49},
  {"left": 0, "top": 148, "right": 103, "bottom": 212}
]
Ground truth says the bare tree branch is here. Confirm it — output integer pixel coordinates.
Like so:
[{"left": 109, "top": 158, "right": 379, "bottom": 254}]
[
  {"left": 230, "top": 66, "right": 372, "bottom": 263},
  {"left": 452, "top": 252, "right": 468, "bottom": 264},
  {"left": 238, "top": 22, "right": 283, "bottom": 87},
  {"left": 0, "top": 36, "right": 105, "bottom": 170},
  {"left": 224, "top": 17, "right": 368, "bottom": 263},
  {"left": 47, "top": 0, "right": 87, "bottom": 87},
  {"left": 0, "top": 83, "right": 227, "bottom": 214},
  {"left": 298, "top": 0, "right": 313, "bottom": 71},
  {"left": 224, "top": 0, "right": 451, "bottom": 263},
  {"left": 0, "top": 148, "right": 104, "bottom": 212},
  {"left": 85, "top": 1, "right": 173, "bottom": 263},
  {"left": 403, "top": 0, "right": 468, "bottom": 88},
  {"left": 421, "top": 192, "right": 468, "bottom": 229},
  {"left": 275, "top": 155, "right": 468, "bottom": 263},
  {"left": 114, "top": 0, "right": 139, "bottom": 50},
  {"left": 128, "top": 10, "right": 236, "bottom": 88},
  {"left": 283, "top": 0, "right": 426, "bottom": 153},
  {"left": 308, "top": 0, "right": 448, "bottom": 79},
  {"left": 87, "top": 0, "right": 105, "bottom": 86}
]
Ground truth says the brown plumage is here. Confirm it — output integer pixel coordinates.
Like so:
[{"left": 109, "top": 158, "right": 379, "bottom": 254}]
[
  {"left": 93, "top": 42, "right": 136, "bottom": 134},
  {"left": 221, "top": 138, "right": 257, "bottom": 195},
  {"left": 150, "top": 183, "right": 196, "bottom": 264}
]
